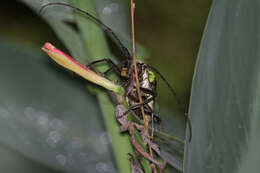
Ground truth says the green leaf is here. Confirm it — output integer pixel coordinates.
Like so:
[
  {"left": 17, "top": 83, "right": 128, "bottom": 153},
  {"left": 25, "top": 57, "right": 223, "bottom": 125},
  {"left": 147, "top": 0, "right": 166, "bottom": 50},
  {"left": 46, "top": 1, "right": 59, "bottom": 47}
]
[
  {"left": 20, "top": 0, "right": 89, "bottom": 65},
  {"left": 0, "top": 41, "right": 114, "bottom": 172},
  {"left": 93, "top": 0, "right": 148, "bottom": 59},
  {"left": 184, "top": 1, "right": 260, "bottom": 173},
  {"left": 72, "top": 1, "right": 134, "bottom": 173},
  {"left": 0, "top": 143, "right": 61, "bottom": 173}
]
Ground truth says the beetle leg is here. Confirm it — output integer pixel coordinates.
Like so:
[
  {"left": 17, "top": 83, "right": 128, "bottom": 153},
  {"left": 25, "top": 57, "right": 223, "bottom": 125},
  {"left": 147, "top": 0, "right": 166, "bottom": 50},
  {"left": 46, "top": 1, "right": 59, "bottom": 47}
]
[{"left": 86, "top": 58, "right": 121, "bottom": 76}]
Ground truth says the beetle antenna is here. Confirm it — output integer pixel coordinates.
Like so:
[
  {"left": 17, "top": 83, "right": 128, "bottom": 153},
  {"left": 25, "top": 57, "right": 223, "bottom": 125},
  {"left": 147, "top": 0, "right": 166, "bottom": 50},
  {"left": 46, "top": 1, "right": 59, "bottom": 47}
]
[
  {"left": 147, "top": 64, "right": 192, "bottom": 141},
  {"left": 39, "top": 2, "right": 132, "bottom": 60},
  {"left": 146, "top": 65, "right": 183, "bottom": 109}
]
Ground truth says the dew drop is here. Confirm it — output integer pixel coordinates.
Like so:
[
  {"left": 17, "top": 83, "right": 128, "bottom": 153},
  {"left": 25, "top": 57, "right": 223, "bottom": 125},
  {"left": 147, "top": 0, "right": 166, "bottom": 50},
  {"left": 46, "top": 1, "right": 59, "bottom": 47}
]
[
  {"left": 103, "top": 7, "right": 112, "bottom": 15},
  {"left": 49, "top": 131, "right": 61, "bottom": 144},
  {"left": 46, "top": 136, "right": 56, "bottom": 148},
  {"left": 102, "top": 3, "right": 119, "bottom": 15},
  {"left": 49, "top": 119, "right": 64, "bottom": 131},
  {"left": 37, "top": 113, "right": 49, "bottom": 133},
  {"left": 37, "top": 112, "right": 49, "bottom": 127}
]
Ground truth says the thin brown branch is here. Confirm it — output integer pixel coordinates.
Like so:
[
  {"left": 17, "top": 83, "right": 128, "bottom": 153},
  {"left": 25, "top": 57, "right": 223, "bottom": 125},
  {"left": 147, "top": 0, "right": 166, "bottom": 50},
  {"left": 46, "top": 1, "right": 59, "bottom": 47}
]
[
  {"left": 130, "top": 1, "right": 147, "bottom": 131},
  {"left": 130, "top": 1, "right": 157, "bottom": 172}
]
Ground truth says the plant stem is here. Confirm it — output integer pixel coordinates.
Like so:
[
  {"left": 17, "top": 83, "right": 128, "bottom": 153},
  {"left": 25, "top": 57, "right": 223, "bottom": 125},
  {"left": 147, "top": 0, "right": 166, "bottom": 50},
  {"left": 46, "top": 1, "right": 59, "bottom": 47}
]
[
  {"left": 72, "top": 0, "right": 133, "bottom": 172},
  {"left": 130, "top": 1, "right": 154, "bottom": 172}
]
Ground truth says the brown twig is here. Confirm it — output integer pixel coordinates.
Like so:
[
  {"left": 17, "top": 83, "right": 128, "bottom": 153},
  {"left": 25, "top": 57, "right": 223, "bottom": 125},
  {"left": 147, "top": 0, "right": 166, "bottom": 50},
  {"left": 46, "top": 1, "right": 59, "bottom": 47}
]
[
  {"left": 130, "top": 1, "right": 156, "bottom": 172},
  {"left": 130, "top": 1, "right": 146, "bottom": 127},
  {"left": 151, "top": 164, "right": 157, "bottom": 173},
  {"left": 115, "top": 104, "right": 161, "bottom": 166}
]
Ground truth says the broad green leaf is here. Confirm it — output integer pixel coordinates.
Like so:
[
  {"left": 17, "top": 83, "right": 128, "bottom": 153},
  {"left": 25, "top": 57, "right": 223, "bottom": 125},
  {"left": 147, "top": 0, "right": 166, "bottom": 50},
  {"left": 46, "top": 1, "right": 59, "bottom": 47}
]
[
  {"left": 84, "top": 0, "right": 149, "bottom": 59},
  {"left": 0, "top": 143, "right": 61, "bottom": 173},
  {"left": 184, "top": 1, "right": 260, "bottom": 173},
  {"left": 72, "top": 1, "right": 134, "bottom": 172},
  {"left": 0, "top": 41, "right": 115, "bottom": 173},
  {"left": 20, "top": 0, "right": 89, "bottom": 64}
]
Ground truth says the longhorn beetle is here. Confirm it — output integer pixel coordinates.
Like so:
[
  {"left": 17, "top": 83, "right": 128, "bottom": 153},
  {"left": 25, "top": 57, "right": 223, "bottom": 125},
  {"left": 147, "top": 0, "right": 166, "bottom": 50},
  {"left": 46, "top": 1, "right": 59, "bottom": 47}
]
[{"left": 40, "top": 2, "right": 192, "bottom": 140}]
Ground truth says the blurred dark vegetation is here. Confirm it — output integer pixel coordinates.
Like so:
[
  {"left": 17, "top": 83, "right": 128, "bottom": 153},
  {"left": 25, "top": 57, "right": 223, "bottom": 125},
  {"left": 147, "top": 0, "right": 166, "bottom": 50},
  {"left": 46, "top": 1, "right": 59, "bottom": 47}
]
[
  {"left": 134, "top": 1, "right": 212, "bottom": 110},
  {"left": 0, "top": 0, "right": 211, "bottom": 114}
]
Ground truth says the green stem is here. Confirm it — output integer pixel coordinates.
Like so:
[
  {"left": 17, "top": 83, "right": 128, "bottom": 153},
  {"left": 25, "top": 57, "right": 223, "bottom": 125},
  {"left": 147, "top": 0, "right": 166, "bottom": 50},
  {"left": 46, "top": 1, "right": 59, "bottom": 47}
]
[
  {"left": 133, "top": 127, "right": 153, "bottom": 173},
  {"left": 72, "top": 0, "right": 133, "bottom": 172}
]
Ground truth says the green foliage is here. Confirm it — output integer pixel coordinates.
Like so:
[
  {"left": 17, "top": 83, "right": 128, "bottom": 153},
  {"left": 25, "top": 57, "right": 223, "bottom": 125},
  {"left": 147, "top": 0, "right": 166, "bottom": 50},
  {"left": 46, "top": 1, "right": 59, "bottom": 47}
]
[
  {"left": 184, "top": 0, "right": 260, "bottom": 173},
  {"left": 0, "top": 41, "right": 108, "bottom": 172}
]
